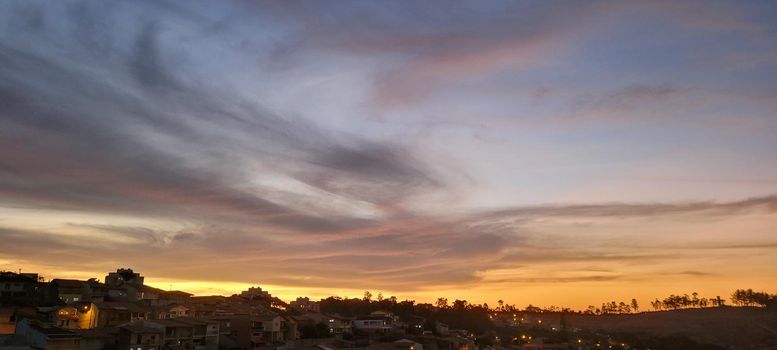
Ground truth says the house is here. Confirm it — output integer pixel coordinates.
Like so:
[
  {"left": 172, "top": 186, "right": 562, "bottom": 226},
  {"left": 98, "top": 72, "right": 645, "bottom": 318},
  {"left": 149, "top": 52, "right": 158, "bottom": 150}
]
[
  {"left": 85, "top": 279, "right": 108, "bottom": 303},
  {"left": 0, "top": 272, "right": 42, "bottom": 305},
  {"left": 141, "top": 318, "right": 219, "bottom": 350},
  {"left": 51, "top": 302, "right": 98, "bottom": 330},
  {"left": 49, "top": 280, "right": 88, "bottom": 304},
  {"left": 140, "top": 285, "right": 193, "bottom": 306},
  {"left": 250, "top": 314, "right": 282, "bottom": 347},
  {"left": 159, "top": 304, "right": 191, "bottom": 319},
  {"left": 402, "top": 316, "right": 425, "bottom": 334},
  {"left": 280, "top": 315, "right": 299, "bottom": 342},
  {"left": 94, "top": 302, "right": 149, "bottom": 327},
  {"left": 107, "top": 287, "right": 130, "bottom": 301},
  {"left": 139, "top": 285, "right": 163, "bottom": 302},
  {"left": 289, "top": 297, "right": 320, "bottom": 313},
  {"left": 189, "top": 296, "right": 225, "bottom": 305},
  {"left": 352, "top": 315, "right": 393, "bottom": 333},
  {"left": 15, "top": 319, "right": 81, "bottom": 350},
  {"left": 117, "top": 323, "right": 163, "bottom": 350},
  {"left": 192, "top": 305, "right": 217, "bottom": 319},
  {"left": 172, "top": 317, "right": 220, "bottom": 350},
  {"left": 77, "top": 327, "right": 119, "bottom": 350},
  {"left": 144, "top": 319, "right": 195, "bottom": 350},
  {"left": 327, "top": 314, "right": 351, "bottom": 334},
  {"left": 207, "top": 314, "right": 251, "bottom": 350},
  {"left": 53, "top": 306, "right": 79, "bottom": 329},
  {"left": 160, "top": 290, "right": 193, "bottom": 303},
  {"left": 293, "top": 313, "right": 350, "bottom": 335},
  {"left": 434, "top": 322, "right": 449, "bottom": 336}
]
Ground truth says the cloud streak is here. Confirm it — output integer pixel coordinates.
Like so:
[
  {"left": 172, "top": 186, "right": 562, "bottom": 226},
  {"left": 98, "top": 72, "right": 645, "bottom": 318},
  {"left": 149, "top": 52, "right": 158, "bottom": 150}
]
[{"left": 0, "top": 0, "right": 775, "bottom": 307}]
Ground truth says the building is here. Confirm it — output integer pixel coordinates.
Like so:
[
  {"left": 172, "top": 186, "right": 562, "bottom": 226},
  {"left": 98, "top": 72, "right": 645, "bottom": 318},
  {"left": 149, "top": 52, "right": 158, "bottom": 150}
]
[
  {"left": 104, "top": 269, "right": 144, "bottom": 301},
  {"left": 402, "top": 316, "right": 425, "bottom": 334},
  {"left": 15, "top": 319, "right": 81, "bottom": 350},
  {"left": 353, "top": 313, "right": 394, "bottom": 334},
  {"left": 208, "top": 314, "right": 251, "bottom": 349},
  {"left": 77, "top": 328, "right": 118, "bottom": 350},
  {"left": 140, "top": 285, "right": 193, "bottom": 306},
  {"left": 94, "top": 302, "right": 149, "bottom": 328},
  {"left": 105, "top": 269, "right": 144, "bottom": 288},
  {"left": 52, "top": 303, "right": 98, "bottom": 329},
  {"left": 250, "top": 314, "right": 282, "bottom": 347},
  {"left": 84, "top": 279, "right": 108, "bottom": 303},
  {"left": 0, "top": 306, "right": 16, "bottom": 335},
  {"left": 240, "top": 287, "right": 270, "bottom": 301},
  {"left": 157, "top": 304, "right": 191, "bottom": 319},
  {"left": 0, "top": 272, "right": 42, "bottom": 305},
  {"left": 49, "top": 280, "right": 89, "bottom": 304},
  {"left": 189, "top": 296, "right": 225, "bottom": 305},
  {"left": 293, "top": 312, "right": 350, "bottom": 335},
  {"left": 117, "top": 323, "right": 164, "bottom": 350},
  {"left": 144, "top": 318, "right": 220, "bottom": 350},
  {"left": 434, "top": 322, "right": 449, "bottom": 336},
  {"left": 145, "top": 319, "right": 195, "bottom": 349},
  {"left": 289, "top": 297, "right": 320, "bottom": 313},
  {"left": 173, "top": 317, "right": 220, "bottom": 350},
  {"left": 116, "top": 323, "right": 164, "bottom": 350},
  {"left": 280, "top": 315, "right": 299, "bottom": 342}
]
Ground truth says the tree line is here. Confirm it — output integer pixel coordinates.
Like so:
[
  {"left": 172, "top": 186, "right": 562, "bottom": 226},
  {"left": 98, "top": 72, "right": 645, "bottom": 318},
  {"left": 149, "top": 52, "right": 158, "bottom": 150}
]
[
  {"left": 317, "top": 288, "right": 774, "bottom": 321},
  {"left": 649, "top": 292, "right": 726, "bottom": 310},
  {"left": 730, "top": 288, "right": 777, "bottom": 307}
]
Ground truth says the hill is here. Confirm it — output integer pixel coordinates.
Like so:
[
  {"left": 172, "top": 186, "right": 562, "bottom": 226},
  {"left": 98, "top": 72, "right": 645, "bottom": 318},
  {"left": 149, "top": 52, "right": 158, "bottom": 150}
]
[{"left": 541, "top": 307, "right": 777, "bottom": 349}]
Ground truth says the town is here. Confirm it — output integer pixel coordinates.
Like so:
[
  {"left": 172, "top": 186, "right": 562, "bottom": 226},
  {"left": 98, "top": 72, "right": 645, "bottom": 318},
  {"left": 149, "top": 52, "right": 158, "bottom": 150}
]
[
  {"left": 2, "top": 268, "right": 480, "bottom": 350},
  {"left": 4, "top": 268, "right": 775, "bottom": 350}
]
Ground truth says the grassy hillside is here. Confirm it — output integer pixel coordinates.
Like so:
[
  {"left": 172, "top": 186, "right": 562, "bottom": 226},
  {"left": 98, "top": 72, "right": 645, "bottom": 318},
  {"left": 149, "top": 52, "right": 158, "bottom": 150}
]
[{"left": 549, "top": 307, "right": 777, "bottom": 349}]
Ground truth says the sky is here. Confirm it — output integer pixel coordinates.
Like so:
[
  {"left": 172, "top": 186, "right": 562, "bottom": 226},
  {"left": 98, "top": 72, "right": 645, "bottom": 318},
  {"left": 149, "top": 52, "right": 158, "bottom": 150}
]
[{"left": 0, "top": 0, "right": 776, "bottom": 309}]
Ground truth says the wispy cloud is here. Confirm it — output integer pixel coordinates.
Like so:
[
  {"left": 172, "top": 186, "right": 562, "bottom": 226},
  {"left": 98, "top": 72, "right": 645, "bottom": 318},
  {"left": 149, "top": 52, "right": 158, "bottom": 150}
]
[{"left": 0, "top": 0, "right": 776, "bottom": 307}]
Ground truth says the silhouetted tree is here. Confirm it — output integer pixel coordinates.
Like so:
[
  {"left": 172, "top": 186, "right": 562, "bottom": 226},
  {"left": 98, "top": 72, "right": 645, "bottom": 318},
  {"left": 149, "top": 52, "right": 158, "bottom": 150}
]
[
  {"left": 731, "top": 288, "right": 775, "bottom": 306},
  {"left": 436, "top": 297, "right": 449, "bottom": 309},
  {"left": 453, "top": 299, "right": 469, "bottom": 311}
]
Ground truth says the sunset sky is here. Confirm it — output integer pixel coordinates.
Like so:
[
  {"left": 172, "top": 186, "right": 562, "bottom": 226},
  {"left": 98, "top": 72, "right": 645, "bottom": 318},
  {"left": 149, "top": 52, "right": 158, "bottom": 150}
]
[{"left": 1, "top": 1, "right": 776, "bottom": 309}]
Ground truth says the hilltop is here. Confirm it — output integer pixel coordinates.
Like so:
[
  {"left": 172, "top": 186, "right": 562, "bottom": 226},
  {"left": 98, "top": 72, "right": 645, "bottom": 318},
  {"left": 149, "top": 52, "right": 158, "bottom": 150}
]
[{"left": 527, "top": 307, "right": 777, "bottom": 349}]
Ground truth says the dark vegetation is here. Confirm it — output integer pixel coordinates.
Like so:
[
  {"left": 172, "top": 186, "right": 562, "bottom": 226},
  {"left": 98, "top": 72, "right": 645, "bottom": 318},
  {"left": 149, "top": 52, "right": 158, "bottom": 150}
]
[
  {"left": 314, "top": 288, "right": 776, "bottom": 349},
  {"left": 320, "top": 294, "right": 493, "bottom": 334}
]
